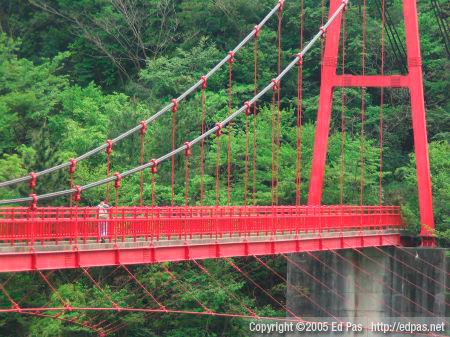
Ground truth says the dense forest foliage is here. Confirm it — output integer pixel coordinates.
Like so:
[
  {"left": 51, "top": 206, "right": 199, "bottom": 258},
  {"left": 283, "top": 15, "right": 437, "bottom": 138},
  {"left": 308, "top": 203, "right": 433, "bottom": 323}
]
[{"left": 0, "top": 0, "right": 448, "bottom": 336}]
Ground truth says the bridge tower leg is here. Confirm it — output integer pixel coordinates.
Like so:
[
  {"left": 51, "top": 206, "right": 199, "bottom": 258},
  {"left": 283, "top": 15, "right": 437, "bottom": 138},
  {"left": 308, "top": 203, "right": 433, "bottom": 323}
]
[
  {"left": 403, "top": 2, "right": 435, "bottom": 246},
  {"left": 307, "top": 0, "right": 342, "bottom": 207},
  {"left": 307, "top": 0, "right": 435, "bottom": 246}
]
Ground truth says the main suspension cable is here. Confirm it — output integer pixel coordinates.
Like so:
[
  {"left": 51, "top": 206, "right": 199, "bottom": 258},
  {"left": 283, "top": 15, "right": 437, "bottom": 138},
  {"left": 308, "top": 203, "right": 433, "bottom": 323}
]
[
  {"left": 0, "top": 1, "right": 348, "bottom": 206},
  {"left": 0, "top": 2, "right": 283, "bottom": 189}
]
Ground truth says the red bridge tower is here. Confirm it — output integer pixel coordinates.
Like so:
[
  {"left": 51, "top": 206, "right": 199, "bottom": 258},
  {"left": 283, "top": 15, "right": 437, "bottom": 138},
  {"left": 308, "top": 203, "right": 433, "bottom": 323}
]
[{"left": 308, "top": 0, "right": 435, "bottom": 246}]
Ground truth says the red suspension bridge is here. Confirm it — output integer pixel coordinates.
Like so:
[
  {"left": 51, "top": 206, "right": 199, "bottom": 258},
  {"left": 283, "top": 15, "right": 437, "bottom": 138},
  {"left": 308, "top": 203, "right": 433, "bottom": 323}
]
[{"left": 0, "top": 0, "right": 443, "bottom": 336}]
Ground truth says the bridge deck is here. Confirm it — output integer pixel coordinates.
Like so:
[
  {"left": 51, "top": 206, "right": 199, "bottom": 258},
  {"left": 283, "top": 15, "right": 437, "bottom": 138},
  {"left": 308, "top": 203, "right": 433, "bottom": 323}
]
[
  {"left": 0, "top": 229, "right": 401, "bottom": 273},
  {"left": 0, "top": 205, "right": 403, "bottom": 272}
]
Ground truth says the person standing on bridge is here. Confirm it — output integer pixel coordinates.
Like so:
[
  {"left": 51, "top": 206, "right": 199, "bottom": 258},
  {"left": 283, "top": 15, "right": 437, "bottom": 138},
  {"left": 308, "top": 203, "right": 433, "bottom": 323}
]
[{"left": 97, "top": 200, "right": 110, "bottom": 243}]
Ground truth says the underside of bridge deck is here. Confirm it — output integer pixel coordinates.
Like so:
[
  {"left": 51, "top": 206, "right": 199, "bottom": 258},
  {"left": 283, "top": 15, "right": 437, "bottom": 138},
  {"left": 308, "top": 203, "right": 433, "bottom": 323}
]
[{"left": 0, "top": 230, "right": 401, "bottom": 272}]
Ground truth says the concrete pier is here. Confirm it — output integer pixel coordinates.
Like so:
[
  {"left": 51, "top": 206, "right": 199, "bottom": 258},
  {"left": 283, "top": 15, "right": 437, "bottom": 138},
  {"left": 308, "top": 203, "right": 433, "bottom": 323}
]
[{"left": 283, "top": 247, "right": 449, "bottom": 336}]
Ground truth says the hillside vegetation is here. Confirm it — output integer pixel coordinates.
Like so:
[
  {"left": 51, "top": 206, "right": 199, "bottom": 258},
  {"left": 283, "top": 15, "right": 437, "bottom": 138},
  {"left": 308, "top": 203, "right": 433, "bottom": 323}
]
[{"left": 0, "top": 0, "right": 448, "bottom": 335}]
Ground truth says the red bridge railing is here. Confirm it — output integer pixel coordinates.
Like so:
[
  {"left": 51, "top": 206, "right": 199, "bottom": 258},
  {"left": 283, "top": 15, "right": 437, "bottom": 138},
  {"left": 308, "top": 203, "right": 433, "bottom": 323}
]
[{"left": 0, "top": 205, "right": 403, "bottom": 245}]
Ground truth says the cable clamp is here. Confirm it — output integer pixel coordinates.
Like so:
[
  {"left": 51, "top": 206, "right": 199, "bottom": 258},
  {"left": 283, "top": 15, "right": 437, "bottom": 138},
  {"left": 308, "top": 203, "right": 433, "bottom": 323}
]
[
  {"left": 140, "top": 121, "right": 148, "bottom": 135},
  {"left": 113, "top": 172, "right": 122, "bottom": 189},
  {"left": 342, "top": 0, "right": 349, "bottom": 11},
  {"left": 112, "top": 303, "right": 122, "bottom": 312},
  {"left": 12, "top": 302, "right": 21, "bottom": 312},
  {"left": 73, "top": 186, "right": 81, "bottom": 202},
  {"left": 184, "top": 142, "right": 192, "bottom": 157},
  {"left": 149, "top": 159, "right": 158, "bottom": 174},
  {"left": 29, "top": 172, "right": 37, "bottom": 190},
  {"left": 271, "top": 79, "right": 280, "bottom": 91},
  {"left": 200, "top": 76, "right": 207, "bottom": 89},
  {"left": 296, "top": 53, "right": 303, "bottom": 65},
  {"left": 29, "top": 193, "right": 38, "bottom": 210},
  {"left": 106, "top": 140, "right": 113, "bottom": 155},
  {"left": 227, "top": 51, "right": 235, "bottom": 64},
  {"left": 278, "top": 0, "right": 284, "bottom": 11},
  {"left": 254, "top": 25, "right": 261, "bottom": 38},
  {"left": 244, "top": 101, "right": 252, "bottom": 116},
  {"left": 69, "top": 159, "right": 77, "bottom": 174},
  {"left": 320, "top": 26, "right": 327, "bottom": 38},
  {"left": 171, "top": 98, "right": 178, "bottom": 113},
  {"left": 215, "top": 122, "right": 223, "bottom": 137}
]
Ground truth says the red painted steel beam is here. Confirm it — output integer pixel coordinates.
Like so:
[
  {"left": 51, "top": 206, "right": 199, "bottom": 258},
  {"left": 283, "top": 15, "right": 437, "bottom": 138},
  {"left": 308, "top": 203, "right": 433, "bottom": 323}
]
[
  {"left": 332, "top": 75, "right": 409, "bottom": 88},
  {"left": 308, "top": 0, "right": 343, "bottom": 205},
  {"left": 403, "top": 1, "right": 435, "bottom": 245},
  {"left": 0, "top": 233, "right": 401, "bottom": 273}
]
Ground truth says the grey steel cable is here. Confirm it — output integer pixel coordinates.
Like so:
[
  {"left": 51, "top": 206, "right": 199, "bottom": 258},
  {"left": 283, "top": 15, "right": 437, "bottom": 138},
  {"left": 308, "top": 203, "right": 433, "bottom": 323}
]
[
  {"left": 0, "top": 1, "right": 282, "bottom": 189},
  {"left": 0, "top": 0, "right": 347, "bottom": 205}
]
